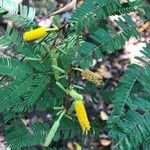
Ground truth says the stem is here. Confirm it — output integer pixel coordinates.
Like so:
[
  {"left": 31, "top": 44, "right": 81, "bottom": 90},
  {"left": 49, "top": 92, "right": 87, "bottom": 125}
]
[
  {"left": 72, "top": 84, "right": 84, "bottom": 90},
  {"left": 52, "top": 65, "right": 66, "bottom": 74},
  {"left": 53, "top": 106, "right": 64, "bottom": 110},
  {"left": 44, "top": 111, "right": 65, "bottom": 147},
  {"left": 56, "top": 82, "right": 66, "bottom": 92},
  {"left": 67, "top": 89, "right": 83, "bottom": 100},
  {"left": 40, "top": 22, "right": 69, "bottom": 62},
  {"left": 24, "top": 57, "right": 41, "bottom": 61},
  {"left": 56, "top": 83, "right": 83, "bottom": 101},
  {"left": 51, "top": 49, "right": 60, "bottom": 81},
  {"left": 58, "top": 75, "right": 67, "bottom": 79},
  {"left": 47, "top": 25, "right": 59, "bottom": 31},
  {"left": 73, "top": 68, "right": 83, "bottom": 72}
]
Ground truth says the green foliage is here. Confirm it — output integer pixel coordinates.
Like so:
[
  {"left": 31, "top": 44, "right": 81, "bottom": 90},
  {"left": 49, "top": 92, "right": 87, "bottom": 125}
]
[
  {"left": 0, "top": 0, "right": 149, "bottom": 149},
  {"left": 5, "top": 120, "right": 49, "bottom": 149},
  {"left": 35, "top": 83, "right": 65, "bottom": 111},
  {"left": 76, "top": 15, "right": 140, "bottom": 68},
  {"left": 53, "top": 117, "right": 81, "bottom": 142},
  {"left": 108, "top": 44, "right": 150, "bottom": 150},
  {"left": 72, "top": 0, "right": 121, "bottom": 29},
  {"left": 0, "top": 0, "right": 36, "bottom": 27},
  {"left": 0, "top": 56, "right": 32, "bottom": 77},
  {"left": 22, "top": 74, "right": 50, "bottom": 110}
]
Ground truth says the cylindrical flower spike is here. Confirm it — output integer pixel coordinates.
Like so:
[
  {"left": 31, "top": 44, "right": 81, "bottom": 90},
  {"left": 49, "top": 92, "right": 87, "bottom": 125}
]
[
  {"left": 23, "top": 27, "right": 48, "bottom": 41},
  {"left": 55, "top": 82, "right": 91, "bottom": 133},
  {"left": 82, "top": 69, "right": 103, "bottom": 86},
  {"left": 75, "top": 100, "right": 90, "bottom": 133}
]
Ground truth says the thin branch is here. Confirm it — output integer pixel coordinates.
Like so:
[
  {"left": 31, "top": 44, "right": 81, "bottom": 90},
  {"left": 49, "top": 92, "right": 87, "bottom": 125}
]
[
  {"left": 40, "top": 21, "right": 69, "bottom": 62},
  {"left": 40, "top": 0, "right": 77, "bottom": 20}
]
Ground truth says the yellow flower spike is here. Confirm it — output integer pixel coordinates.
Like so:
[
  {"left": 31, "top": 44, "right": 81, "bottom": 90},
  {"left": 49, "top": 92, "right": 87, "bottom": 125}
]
[
  {"left": 23, "top": 27, "right": 48, "bottom": 42},
  {"left": 82, "top": 69, "right": 103, "bottom": 86},
  {"left": 75, "top": 100, "right": 90, "bottom": 134}
]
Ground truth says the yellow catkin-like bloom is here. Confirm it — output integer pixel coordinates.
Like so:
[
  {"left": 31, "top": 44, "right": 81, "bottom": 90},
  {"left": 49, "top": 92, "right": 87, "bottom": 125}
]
[
  {"left": 75, "top": 100, "right": 90, "bottom": 133},
  {"left": 23, "top": 27, "right": 48, "bottom": 41},
  {"left": 82, "top": 69, "right": 103, "bottom": 86}
]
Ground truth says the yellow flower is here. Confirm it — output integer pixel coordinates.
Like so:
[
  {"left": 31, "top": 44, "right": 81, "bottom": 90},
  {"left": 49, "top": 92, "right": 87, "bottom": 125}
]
[
  {"left": 82, "top": 69, "right": 103, "bottom": 86},
  {"left": 23, "top": 27, "right": 48, "bottom": 41},
  {"left": 75, "top": 100, "right": 90, "bottom": 133}
]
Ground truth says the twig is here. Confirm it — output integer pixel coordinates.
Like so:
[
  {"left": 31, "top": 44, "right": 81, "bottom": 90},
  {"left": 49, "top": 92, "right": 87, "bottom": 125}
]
[
  {"left": 40, "top": 21, "right": 69, "bottom": 62},
  {"left": 40, "top": 0, "right": 77, "bottom": 20},
  {"left": 0, "top": 75, "right": 7, "bottom": 82}
]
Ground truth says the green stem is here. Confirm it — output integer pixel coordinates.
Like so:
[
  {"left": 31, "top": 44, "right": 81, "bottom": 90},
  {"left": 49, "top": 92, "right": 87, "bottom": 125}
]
[
  {"left": 53, "top": 106, "right": 64, "bottom": 110},
  {"left": 47, "top": 25, "right": 59, "bottom": 31},
  {"left": 56, "top": 82, "right": 66, "bottom": 92},
  {"left": 44, "top": 111, "right": 65, "bottom": 147},
  {"left": 72, "top": 84, "right": 84, "bottom": 90},
  {"left": 24, "top": 57, "right": 41, "bottom": 61},
  {"left": 51, "top": 49, "right": 60, "bottom": 81},
  {"left": 73, "top": 68, "right": 83, "bottom": 72},
  {"left": 56, "top": 83, "right": 83, "bottom": 101},
  {"left": 67, "top": 89, "right": 83, "bottom": 100},
  {"left": 52, "top": 65, "right": 65, "bottom": 74},
  {"left": 58, "top": 75, "right": 67, "bottom": 79}
]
